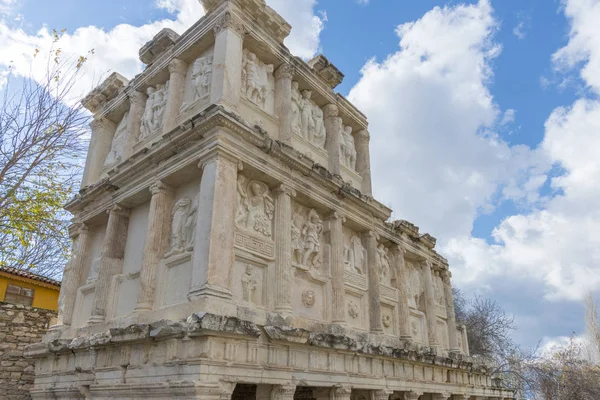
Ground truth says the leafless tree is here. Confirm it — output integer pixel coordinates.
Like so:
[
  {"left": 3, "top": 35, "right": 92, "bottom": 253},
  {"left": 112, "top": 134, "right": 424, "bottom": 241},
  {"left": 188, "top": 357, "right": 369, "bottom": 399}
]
[{"left": 0, "top": 33, "right": 92, "bottom": 279}]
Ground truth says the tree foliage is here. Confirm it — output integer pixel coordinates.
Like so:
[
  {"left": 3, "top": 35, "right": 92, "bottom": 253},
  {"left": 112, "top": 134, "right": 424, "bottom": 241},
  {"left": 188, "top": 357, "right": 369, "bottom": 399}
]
[{"left": 0, "top": 31, "right": 91, "bottom": 278}]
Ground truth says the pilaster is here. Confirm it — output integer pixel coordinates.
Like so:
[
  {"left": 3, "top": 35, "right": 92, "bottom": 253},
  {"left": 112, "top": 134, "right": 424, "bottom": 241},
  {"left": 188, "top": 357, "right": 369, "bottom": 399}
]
[
  {"left": 136, "top": 181, "right": 175, "bottom": 312},
  {"left": 270, "top": 384, "right": 297, "bottom": 400},
  {"left": 330, "top": 212, "right": 346, "bottom": 325},
  {"left": 324, "top": 103, "right": 342, "bottom": 176},
  {"left": 163, "top": 58, "right": 188, "bottom": 133},
  {"left": 273, "top": 184, "right": 296, "bottom": 315},
  {"left": 423, "top": 259, "right": 440, "bottom": 348},
  {"left": 125, "top": 89, "right": 147, "bottom": 157},
  {"left": 210, "top": 11, "right": 245, "bottom": 109},
  {"left": 355, "top": 129, "right": 372, "bottom": 195},
  {"left": 275, "top": 63, "right": 294, "bottom": 144},
  {"left": 330, "top": 385, "right": 352, "bottom": 400},
  {"left": 55, "top": 224, "right": 90, "bottom": 328},
  {"left": 366, "top": 231, "right": 383, "bottom": 333},
  {"left": 81, "top": 117, "right": 117, "bottom": 187},
  {"left": 442, "top": 270, "right": 461, "bottom": 352},
  {"left": 188, "top": 151, "right": 239, "bottom": 300},
  {"left": 88, "top": 205, "right": 130, "bottom": 325},
  {"left": 392, "top": 245, "right": 411, "bottom": 340}
]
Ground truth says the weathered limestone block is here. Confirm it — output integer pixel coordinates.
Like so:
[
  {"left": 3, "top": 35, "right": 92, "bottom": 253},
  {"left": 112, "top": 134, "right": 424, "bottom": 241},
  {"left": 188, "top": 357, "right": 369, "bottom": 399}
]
[
  {"left": 139, "top": 28, "right": 179, "bottom": 65},
  {"left": 186, "top": 313, "right": 261, "bottom": 337}
]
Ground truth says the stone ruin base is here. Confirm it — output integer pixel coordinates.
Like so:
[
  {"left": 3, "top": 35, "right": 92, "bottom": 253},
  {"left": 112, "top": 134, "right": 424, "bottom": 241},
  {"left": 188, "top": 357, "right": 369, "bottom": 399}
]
[{"left": 25, "top": 313, "right": 514, "bottom": 400}]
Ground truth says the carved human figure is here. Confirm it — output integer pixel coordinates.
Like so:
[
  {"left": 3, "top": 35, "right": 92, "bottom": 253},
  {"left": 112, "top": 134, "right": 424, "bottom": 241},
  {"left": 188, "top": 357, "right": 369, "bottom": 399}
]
[
  {"left": 291, "top": 81, "right": 302, "bottom": 136},
  {"left": 300, "top": 90, "right": 316, "bottom": 142},
  {"left": 433, "top": 271, "right": 445, "bottom": 307},
  {"left": 241, "top": 265, "right": 257, "bottom": 303},
  {"left": 344, "top": 235, "right": 366, "bottom": 275},
  {"left": 301, "top": 209, "right": 323, "bottom": 267},
  {"left": 408, "top": 264, "right": 423, "bottom": 309},
  {"left": 242, "top": 50, "right": 273, "bottom": 108},
  {"left": 237, "top": 178, "right": 274, "bottom": 237},
  {"left": 291, "top": 217, "right": 303, "bottom": 264},
  {"left": 377, "top": 244, "right": 391, "bottom": 285},
  {"left": 87, "top": 257, "right": 102, "bottom": 283},
  {"left": 184, "top": 198, "right": 197, "bottom": 251},
  {"left": 181, "top": 56, "right": 213, "bottom": 112},
  {"left": 166, "top": 197, "right": 192, "bottom": 257},
  {"left": 140, "top": 87, "right": 156, "bottom": 139},
  {"left": 340, "top": 125, "right": 357, "bottom": 170},
  {"left": 104, "top": 111, "right": 129, "bottom": 167},
  {"left": 312, "top": 105, "right": 326, "bottom": 148},
  {"left": 140, "top": 84, "right": 168, "bottom": 140}
]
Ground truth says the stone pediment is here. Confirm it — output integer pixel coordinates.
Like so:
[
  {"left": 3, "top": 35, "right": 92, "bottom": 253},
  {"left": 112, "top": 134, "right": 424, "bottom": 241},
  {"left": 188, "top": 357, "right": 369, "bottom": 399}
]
[{"left": 139, "top": 28, "right": 180, "bottom": 65}]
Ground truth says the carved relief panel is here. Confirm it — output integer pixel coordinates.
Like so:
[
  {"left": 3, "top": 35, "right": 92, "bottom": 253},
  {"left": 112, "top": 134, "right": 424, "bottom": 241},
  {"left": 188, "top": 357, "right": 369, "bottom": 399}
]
[
  {"left": 409, "top": 311, "right": 427, "bottom": 344},
  {"left": 381, "top": 303, "right": 396, "bottom": 336},
  {"left": 165, "top": 196, "right": 197, "bottom": 258},
  {"left": 340, "top": 124, "right": 357, "bottom": 171},
  {"left": 433, "top": 270, "right": 447, "bottom": 317},
  {"left": 180, "top": 51, "right": 214, "bottom": 115},
  {"left": 343, "top": 227, "right": 366, "bottom": 277},
  {"left": 437, "top": 318, "right": 449, "bottom": 350},
  {"left": 292, "top": 272, "right": 327, "bottom": 322},
  {"left": 140, "top": 82, "right": 168, "bottom": 141},
  {"left": 406, "top": 260, "right": 424, "bottom": 311},
  {"left": 104, "top": 111, "right": 129, "bottom": 168},
  {"left": 376, "top": 243, "right": 393, "bottom": 287},
  {"left": 242, "top": 49, "right": 274, "bottom": 114},
  {"left": 291, "top": 82, "right": 326, "bottom": 149},
  {"left": 291, "top": 203, "right": 325, "bottom": 274},
  {"left": 345, "top": 291, "right": 367, "bottom": 331},
  {"left": 232, "top": 260, "right": 266, "bottom": 307}
]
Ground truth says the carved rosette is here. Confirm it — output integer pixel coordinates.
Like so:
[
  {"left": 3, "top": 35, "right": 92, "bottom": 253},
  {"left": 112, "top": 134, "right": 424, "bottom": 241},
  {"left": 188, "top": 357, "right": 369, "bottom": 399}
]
[{"left": 348, "top": 301, "right": 360, "bottom": 319}]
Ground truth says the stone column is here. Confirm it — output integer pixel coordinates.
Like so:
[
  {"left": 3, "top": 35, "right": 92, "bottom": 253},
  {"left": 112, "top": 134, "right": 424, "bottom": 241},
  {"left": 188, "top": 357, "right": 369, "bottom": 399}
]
[
  {"left": 275, "top": 63, "right": 294, "bottom": 144},
  {"left": 81, "top": 117, "right": 117, "bottom": 187},
  {"left": 88, "top": 205, "right": 130, "bottom": 325},
  {"left": 442, "top": 270, "right": 461, "bottom": 352},
  {"left": 124, "top": 89, "right": 147, "bottom": 157},
  {"left": 135, "top": 181, "right": 175, "bottom": 312},
  {"left": 355, "top": 129, "right": 372, "bottom": 195},
  {"left": 188, "top": 151, "right": 238, "bottom": 300},
  {"left": 373, "top": 390, "right": 392, "bottom": 400},
  {"left": 163, "top": 58, "right": 188, "bottom": 133},
  {"left": 273, "top": 184, "right": 296, "bottom": 316},
  {"left": 330, "top": 212, "right": 346, "bottom": 325},
  {"left": 210, "top": 12, "right": 245, "bottom": 108},
  {"left": 462, "top": 324, "right": 470, "bottom": 355},
  {"left": 270, "top": 384, "right": 297, "bottom": 400},
  {"left": 405, "top": 392, "right": 423, "bottom": 400},
  {"left": 366, "top": 231, "right": 383, "bottom": 333},
  {"left": 423, "top": 259, "right": 440, "bottom": 347},
  {"left": 330, "top": 386, "right": 352, "bottom": 400},
  {"left": 324, "top": 103, "right": 342, "bottom": 176},
  {"left": 392, "top": 245, "right": 411, "bottom": 340},
  {"left": 55, "top": 224, "right": 90, "bottom": 327}
]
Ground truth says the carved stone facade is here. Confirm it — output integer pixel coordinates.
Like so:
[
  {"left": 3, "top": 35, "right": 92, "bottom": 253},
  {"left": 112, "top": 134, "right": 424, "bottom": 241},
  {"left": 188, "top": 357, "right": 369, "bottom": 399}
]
[{"left": 27, "top": 1, "right": 514, "bottom": 400}]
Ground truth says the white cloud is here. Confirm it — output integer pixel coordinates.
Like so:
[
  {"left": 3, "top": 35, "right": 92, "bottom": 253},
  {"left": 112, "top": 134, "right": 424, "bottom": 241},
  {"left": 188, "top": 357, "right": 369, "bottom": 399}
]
[
  {"left": 0, "top": 0, "right": 324, "bottom": 97},
  {"left": 443, "top": 0, "right": 600, "bottom": 301},
  {"left": 349, "top": 0, "right": 540, "bottom": 241}
]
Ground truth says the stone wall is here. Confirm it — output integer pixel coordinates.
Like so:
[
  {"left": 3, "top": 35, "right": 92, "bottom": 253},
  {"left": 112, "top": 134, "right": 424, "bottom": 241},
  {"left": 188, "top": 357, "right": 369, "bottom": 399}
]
[{"left": 0, "top": 302, "right": 56, "bottom": 400}]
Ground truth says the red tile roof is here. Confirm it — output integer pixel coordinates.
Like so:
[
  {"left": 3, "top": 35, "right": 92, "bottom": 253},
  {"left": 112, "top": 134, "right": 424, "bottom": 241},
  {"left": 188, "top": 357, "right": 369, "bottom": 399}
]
[{"left": 0, "top": 267, "right": 61, "bottom": 287}]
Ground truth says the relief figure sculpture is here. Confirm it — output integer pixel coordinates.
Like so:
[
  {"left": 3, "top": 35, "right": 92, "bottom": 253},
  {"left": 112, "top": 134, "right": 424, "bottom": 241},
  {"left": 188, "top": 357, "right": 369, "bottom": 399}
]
[
  {"left": 180, "top": 56, "right": 213, "bottom": 113},
  {"left": 237, "top": 177, "right": 274, "bottom": 237},
  {"left": 242, "top": 50, "right": 274, "bottom": 109},
  {"left": 291, "top": 81, "right": 302, "bottom": 136},
  {"left": 140, "top": 83, "right": 168, "bottom": 140},
  {"left": 344, "top": 235, "right": 366, "bottom": 275},
  {"left": 408, "top": 264, "right": 423, "bottom": 310},
  {"left": 376, "top": 244, "right": 391, "bottom": 285},
  {"left": 166, "top": 197, "right": 196, "bottom": 257},
  {"left": 241, "top": 265, "right": 257, "bottom": 303},
  {"left": 104, "top": 111, "right": 129, "bottom": 167},
  {"left": 340, "top": 125, "right": 357, "bottom": 170},
  {"left": 291, "top": 82, "right": 326, "bottom": 149},
  {"left": 433, "top": 271, "right": 445, "bottom": 307},
  {"left": 301, "top": 209, "right": 323, "bottom": 267}
]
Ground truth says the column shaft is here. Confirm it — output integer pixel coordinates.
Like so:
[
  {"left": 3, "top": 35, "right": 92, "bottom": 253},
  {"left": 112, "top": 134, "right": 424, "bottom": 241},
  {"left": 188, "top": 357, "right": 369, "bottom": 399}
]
[
  {"left": 210, "top": 13, "right": 244, "bottom": 108},
  {"left": 366, "top": 231, "right": 383, "bottom": 333},
  {"left": 81, "top": 117, "right": 117, "bottom": 187},
  {"left": 163, "top": 59, "right": 188, "bottom": 133},
  {"left": 89, "top": 205, "right": 130, "bottom": 324},
  {"left": 274, "top": 184, "right": 296, "bottom": 314},
  {"left": 270, "top": 384, "right": 296, "bottom": 400},
  {"left": 355, "top": 129, "right": 372, "bottom": 195},
  {"left": 324, "top": 104, "right": 342, "bottom": 175},
  {"left": 188, "top": 152, "right": 238, "bottom": 300},
  {"left": 330, "top": 213, "right": 346, "bottom": 325},
  {"left": 56, "top": 224, "right": 90, "bottom": 327},
  {"left": 423, "top": 259, "right": 440, "bottom": 347},
  {"left": 443, "top": 270, "right": 461, "bottom": 352},
  {"left": 136, "top": 181, "right": 174, "bottom": 311},
  {"left": 275, "top": 64, "right": 294, "bottom": 143},
  {"left": 124, "top": 89, "right": 147, "bottom": 158},
  {"left": 392, "top": 245, "right": 411, "bottom": 340}
]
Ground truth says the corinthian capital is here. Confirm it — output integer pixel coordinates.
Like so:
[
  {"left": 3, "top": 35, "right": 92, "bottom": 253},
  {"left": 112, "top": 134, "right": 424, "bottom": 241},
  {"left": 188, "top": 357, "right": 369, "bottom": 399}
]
[
  {"left": 214, "top": 11, "right": 246, "bottom": 36},
  {"left": 275, "top": 63, "right": 295, "bottom": 80}
]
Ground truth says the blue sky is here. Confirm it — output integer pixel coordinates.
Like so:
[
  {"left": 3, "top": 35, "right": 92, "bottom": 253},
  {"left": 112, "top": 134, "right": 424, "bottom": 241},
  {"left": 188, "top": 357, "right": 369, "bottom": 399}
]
[{"left": 2, "top": 0, "right": 600, "bottom": 350}]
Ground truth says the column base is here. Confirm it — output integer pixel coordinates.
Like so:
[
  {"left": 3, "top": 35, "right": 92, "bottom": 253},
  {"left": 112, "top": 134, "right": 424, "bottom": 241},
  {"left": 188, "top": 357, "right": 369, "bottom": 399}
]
[
  {"left": 87, "top": 315, "right": 105, "bottom": 325},
  {"left": 134, "top": 303, "right": 153, "bottom": 313},
  {"left": 188, "top": 284, "right": 232, "bottom": 301},
  {"left": 48, "top": 323, "right": 67, "bottom": 332}
]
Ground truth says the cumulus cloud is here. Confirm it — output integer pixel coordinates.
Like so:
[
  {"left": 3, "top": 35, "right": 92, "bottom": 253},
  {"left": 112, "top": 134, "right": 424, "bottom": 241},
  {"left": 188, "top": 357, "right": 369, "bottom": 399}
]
[
  {"left": 349, "top": 0, "right": 541, "bottom": 241},
  {"left": 0, "top": 0, "right": 324, "bottom": 97},
  {"left": 444, "top": 0, "right": 600, "bottom": 301}
]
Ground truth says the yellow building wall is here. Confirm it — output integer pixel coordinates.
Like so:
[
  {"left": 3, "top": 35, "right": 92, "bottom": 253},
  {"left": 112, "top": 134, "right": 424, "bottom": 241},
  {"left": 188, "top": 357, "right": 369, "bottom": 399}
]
[{"left": 0, "top": 274, "right": 60, "bottom": 311}]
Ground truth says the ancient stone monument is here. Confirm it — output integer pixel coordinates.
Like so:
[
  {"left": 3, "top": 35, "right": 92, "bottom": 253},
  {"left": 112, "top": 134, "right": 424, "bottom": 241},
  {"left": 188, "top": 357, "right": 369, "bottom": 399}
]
[{"left": 25, "top": 1, "right": 515, "bottom": 399}]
